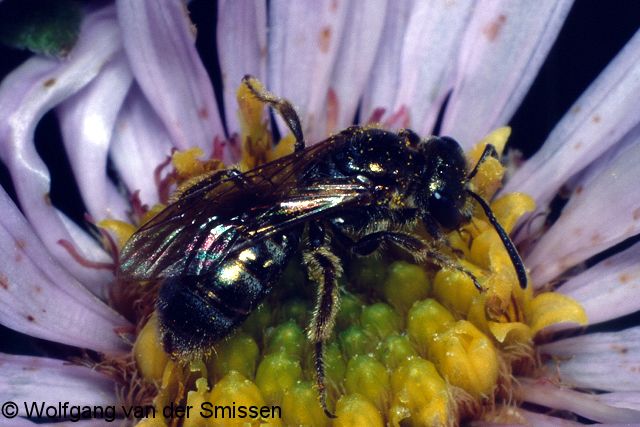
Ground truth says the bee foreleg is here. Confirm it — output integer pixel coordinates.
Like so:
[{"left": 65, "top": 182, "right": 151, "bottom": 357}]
[
  {"left": 302, "top": 244, "right": 342, "bottom": 418},
  {"left": 348, "top": 231, "right": 485, "bottom": 292},
  {"left": 421, "top": 215, "right": 466, "bottom": 258},
  {"left": 346, "top": 231, "right": 426, "bottom": 257},
  {"left": 242, "top": 75, "right": 305, "bottom": 152}
]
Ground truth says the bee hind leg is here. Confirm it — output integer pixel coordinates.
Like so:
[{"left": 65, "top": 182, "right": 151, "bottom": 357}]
[
  {"left": 241, "top": 75, "right": 305, "bottom": 152},
  {"left": 302, "top": 226, "right": 342, "bottom": 418}
]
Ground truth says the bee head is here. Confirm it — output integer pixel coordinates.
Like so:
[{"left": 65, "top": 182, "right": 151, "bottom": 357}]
[
  {"left": 417, "top": 136, "right": 529, "bottom": 289},
  {"left": 417, "top": 136, "right": 471, "bottom": 230}
]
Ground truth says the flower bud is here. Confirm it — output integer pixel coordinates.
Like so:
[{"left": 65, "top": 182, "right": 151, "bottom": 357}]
[
  {"left": 383, "top": 261, "right": 430, "bottom": 314},
  {"left": 361, "top": 302, "right": 402, "bottom": 339},
  {"left": 209, "top": 332, "right": 259, "bottom": 380},
  {"left": 345, "top": 355, "right": 390, "bottom": 411}
]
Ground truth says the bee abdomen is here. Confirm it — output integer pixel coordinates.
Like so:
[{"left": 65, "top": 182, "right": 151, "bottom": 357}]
[{"left": 157, "top": 231, "right": 298, "bottom": 358}]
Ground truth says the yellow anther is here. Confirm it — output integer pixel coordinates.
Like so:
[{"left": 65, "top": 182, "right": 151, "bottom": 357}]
[
  {"left": 467, "top": 127, "right": 510, "bottom": 198},
  {"left": 172, "top": 147, "right": 206, "bottom": 177},
  {"left": 390, "top": 357, "right": 451, "bottom": 427},
  {"left": 429, "top": 320, "right": 499, "bottom": 398},
  {"left": 281, "top": 382, "right": 329, "bottom": 427},
  {"left": 527, "top": 292, "right": 588, "bottom": 334},
  {"left": 208, "top": 332, "right": 259, "bottom": 380},
  {"left": 407, "top": 299, "right": 455, "bottom": 356},
  {"left": 97, "top": 219, "right": 136, "bottom": 249},
  {"left": 268, "top": 133, "right": 296, "bottom": 162},
  {"left": 140, "top": 203, "right": 166, "bottom": 226},
  {"left": 383, "top": 261, "right": 431, "bottom": 315},
  {"left": 255, "top": 352, "right": 302, "bottom": 405},
  {"left": 376, "top": 334, "right": 418, "bottom": 370},
  {"left": 345, "top": 355, "right": 390, "bottom": 411},
  {"left": 334, "top": 393, "right": 385, "bottom": 427},
  {"left": 490, "top": 193, "right": 535, "bottom": 234},
  {"left": 133, "top": 315, "right": 168, "bottom": 383},
  {"left": 432, "top": 269, "right": 478, "bottom": 316},
  {"left": 208, "top": 371, "right": 278, "bottom": 426},
  {"left": 237, "top": 78, "right": 273, "bottom": 171},
  {"left": 183, "top": 377, "right": 209, "bottom": 427}
]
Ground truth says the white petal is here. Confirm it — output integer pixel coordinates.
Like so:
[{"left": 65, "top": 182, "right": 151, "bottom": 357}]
[
  {"left": 472, "top": 407, "right": 602, "bottom": 426},
  {"left": 325, "top": 0, "right": 388, "bottom": 133},
  {"left": 57, "top": 52, "right": 133, "bottom": 221},
  {"left": 526, "top": 127, "right": 640, "bottom": 285},
  {"left": 217, "top": 0, "right": 267, "bottom": 139},
  {"left": 539, "top": 326, "right": 640, "bottom": 392},
  {"left": 389, "top": 0, "right": 474, "bottom": 135},
  {"left": 556, "top": 240, "right": 640, "bottom": 327},
  {"left": 0, "top": 354, "right": 115, "bottom": 417},
  {"left": 0, "top": 188, "right": 129, "bottom": 353},
  {"left": 0, "top": 7, "right": 122, "bottom": 288},
  {"left": 517, "top": 378, "right": 640, "bottom": 423},
  {"left": 504, "top": 29, "right": 640, "bottom": 212},
  {"left": 268, "top": 0, "right": 348, "bottom": 142},
  {"left": 117, "top": 0, "right": 224, "bottom": 155},
  {"left": 441, "top": 0, "right": 573, "bottom": 148},
  {"left": 598, "top": 392, "right": 640, "bottom": 412},
  {"left": 360, "top": 0, "right": 416, "bottom": 124},
  {"left": 110, "top": 86, "right": 174, "bottom": 207}
]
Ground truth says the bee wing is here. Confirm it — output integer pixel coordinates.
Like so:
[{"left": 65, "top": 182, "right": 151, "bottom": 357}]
[
  {"left": 226, "top": 179, "right": 375, "bottom": 256},
  {"left": 119, "top": 135, "right": 368, "bottom": 280}
]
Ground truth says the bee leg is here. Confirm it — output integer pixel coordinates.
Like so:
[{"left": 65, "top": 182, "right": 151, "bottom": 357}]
[
  {"left": 348, "top": 231, "right": 485, "bottom": 292},
  {"left": 423, "top": 216, "right": 465, "bottom": 257},
  {"left": 302, "top": 237, "right": 342, "bottom": 418},
  {"left": 241, "top": 75, "right": 305, "bottom": 152},
  {"left": 467, "top": 143, "right": 499, "bottom": 180},
  {"left": 170, "top": 168, "right": 249, "bottom": 201}
]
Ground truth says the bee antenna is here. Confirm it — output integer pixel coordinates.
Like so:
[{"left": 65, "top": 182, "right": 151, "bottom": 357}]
[
  {"left": 467, "top": 144, "right": 499, "bottom": 180},
  {"left": 466, "top": 190, "right": 528, "bottom": 289}
]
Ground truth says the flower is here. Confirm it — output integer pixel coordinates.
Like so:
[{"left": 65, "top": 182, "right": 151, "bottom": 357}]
[{"left": 1, "top": 1, "right": 640, "bottom": 426}]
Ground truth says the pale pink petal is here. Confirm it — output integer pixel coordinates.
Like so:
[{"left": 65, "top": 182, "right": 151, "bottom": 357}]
[
  {"left": 516, "top": 378, "right": 640, "bottom": 423},
  {"left": 217, "top": 0, "right": 267, "bottom": 140},
  {"left": 442, "top": 0, "right": 573, "bottom": 148},
  {"left": 0, "top": 187, "right": 129, "bottom": 353},
  {"left": 110, "top": 86, "right": 174, "bottom": 207},
  {"left": 598, "top": 392, "right": 640, "bottom": 412},
  {"left": 0, "top": 354, "right": 115, "bottom": 417},
  {"left": 1, "top": 418, "right": 44, "bottom": 426},
  {"left": 0, "top": 7, "right": 123, "bottom": 288},
  {"left": 268, "top": 0, "right": 348, "bottom": 142},
  {"left": 325, "top": 0, "right": 387, "bottom": 133},
  {"left": 526, "top": 127, "right": 640, "bottom": 285},
  {"left": 555, "top": 240, "right": 640, "bottom": 327},
  {"left": 57, "top": 52, "right": 133, "bottom": 222},
  {"left": 471, "top": 408, "right": 588, "bottom": 426},
  {"left": 387, "top": 0, "right": 474, "bottom": 135},
  {"left": 504, "top": 29, "right": 640, "bottom": 211},
  {"left": 116, "top": 0, "right": 224, "bottom": 155},
  {"left": 360, "top": 0, "right": 415, "bottom": 123},
  {"left": 12, "top": 421, "right": 109, "bottom": 426},
  {"left": 539, "top": 326, "right": 640, "bottom": 393}
]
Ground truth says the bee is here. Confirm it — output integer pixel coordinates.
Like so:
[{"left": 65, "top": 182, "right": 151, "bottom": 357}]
[{"left": 118, "top": 76, "right": 527, "bottom": 417}]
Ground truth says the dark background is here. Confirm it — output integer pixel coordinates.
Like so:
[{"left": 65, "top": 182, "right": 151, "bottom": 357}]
[{"left": 0, "top": 0, "right": 639, "bottom": 358}]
